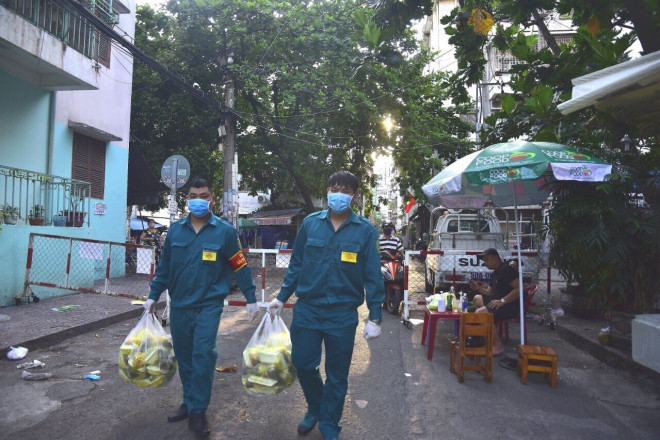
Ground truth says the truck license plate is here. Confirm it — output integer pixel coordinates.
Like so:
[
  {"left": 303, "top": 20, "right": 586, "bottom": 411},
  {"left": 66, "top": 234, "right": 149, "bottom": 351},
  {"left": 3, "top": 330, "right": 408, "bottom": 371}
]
[{"left": 470, "top": 272, "right": 491, "bottom": 280}]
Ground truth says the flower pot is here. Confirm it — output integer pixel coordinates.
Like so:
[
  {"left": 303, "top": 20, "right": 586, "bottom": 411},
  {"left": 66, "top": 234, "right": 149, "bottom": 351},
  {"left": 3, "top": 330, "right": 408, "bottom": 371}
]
[
  {"left": 52, "top": 215, "right": 66, "bottom": 227},
  {"left": 64, "top": 212, "right": 86, "bottom": 227},
  {"left": 4, "top": 215, "right": 19, "bottom": 225},
  {"left": 29, "top": 218, "right": 45, "bottom": 226}
]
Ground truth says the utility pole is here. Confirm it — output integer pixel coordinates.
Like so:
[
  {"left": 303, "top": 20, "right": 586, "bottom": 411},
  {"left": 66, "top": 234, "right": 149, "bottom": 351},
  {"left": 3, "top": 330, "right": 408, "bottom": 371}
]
[{"left": 222, "top": 49, "right": 237, "bottom": 228}]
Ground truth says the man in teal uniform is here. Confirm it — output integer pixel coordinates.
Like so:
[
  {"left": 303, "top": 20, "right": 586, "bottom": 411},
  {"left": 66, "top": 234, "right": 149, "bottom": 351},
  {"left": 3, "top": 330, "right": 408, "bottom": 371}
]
[
  {"left": 268, "top": 171, "right": 384, "bottom": 440},
  {"left": 144, "top": 177, "right": 258, "bottom": 437}
]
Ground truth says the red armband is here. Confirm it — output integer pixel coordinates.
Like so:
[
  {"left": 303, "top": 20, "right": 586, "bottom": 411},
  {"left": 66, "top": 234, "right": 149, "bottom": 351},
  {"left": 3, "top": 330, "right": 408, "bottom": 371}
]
[{"left": 228, "top": 250, "right": 248, "bottom": 272}]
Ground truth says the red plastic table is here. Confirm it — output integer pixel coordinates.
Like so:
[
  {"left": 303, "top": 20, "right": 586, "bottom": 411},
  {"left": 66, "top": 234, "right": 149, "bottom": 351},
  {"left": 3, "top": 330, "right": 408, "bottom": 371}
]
[{"left": 420, "top": 307, "right": 462, "bottom": 360}]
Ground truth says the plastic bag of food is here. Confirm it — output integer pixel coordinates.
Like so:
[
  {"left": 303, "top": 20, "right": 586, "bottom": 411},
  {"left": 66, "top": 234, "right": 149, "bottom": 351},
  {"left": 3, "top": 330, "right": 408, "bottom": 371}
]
[
  {"left": 241, "top": 313, "right": 296, "bottom": 395},
  {"left": 118, "top": 312, "right": 177, "bottom": 388}
]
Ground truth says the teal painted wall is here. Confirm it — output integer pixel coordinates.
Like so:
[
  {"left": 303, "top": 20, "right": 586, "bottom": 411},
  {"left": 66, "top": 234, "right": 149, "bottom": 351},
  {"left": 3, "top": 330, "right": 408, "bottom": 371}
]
[
  {"left": 0, "top": 120, "right": 130, "bottom": 306},
  {"left": 0, "top": 71, "right": 50, "bottom": 171}
]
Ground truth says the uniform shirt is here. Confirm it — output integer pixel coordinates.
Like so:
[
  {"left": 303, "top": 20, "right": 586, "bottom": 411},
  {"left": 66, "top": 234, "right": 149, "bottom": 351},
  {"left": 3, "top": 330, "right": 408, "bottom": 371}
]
[
  {"left": 149, "top": 214, "right": 256, "bottom": 308},
  {"left": 378, "top": 234, "right": 403, "bottom": 255},
  {"left": 276, "top": 210, "right": 384, "bottom": 325}
]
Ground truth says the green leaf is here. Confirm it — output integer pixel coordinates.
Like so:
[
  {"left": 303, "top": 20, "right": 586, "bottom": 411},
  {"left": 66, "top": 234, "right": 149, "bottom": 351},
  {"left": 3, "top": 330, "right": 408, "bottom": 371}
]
[{"left": 501, "top": 94, "right": 516, "bottom": 114}]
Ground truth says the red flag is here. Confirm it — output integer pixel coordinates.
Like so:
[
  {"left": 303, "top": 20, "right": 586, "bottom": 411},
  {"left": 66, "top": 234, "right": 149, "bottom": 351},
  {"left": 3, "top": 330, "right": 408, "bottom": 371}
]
[{"left": 404, "top": 197, "right": 416, "bottom": 213}]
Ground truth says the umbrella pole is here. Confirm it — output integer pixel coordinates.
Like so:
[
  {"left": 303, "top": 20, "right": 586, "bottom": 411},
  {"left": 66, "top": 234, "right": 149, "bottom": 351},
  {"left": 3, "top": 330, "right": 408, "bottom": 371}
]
[{"left": 513, "top": 187, "right": 525, "bottom": 344}]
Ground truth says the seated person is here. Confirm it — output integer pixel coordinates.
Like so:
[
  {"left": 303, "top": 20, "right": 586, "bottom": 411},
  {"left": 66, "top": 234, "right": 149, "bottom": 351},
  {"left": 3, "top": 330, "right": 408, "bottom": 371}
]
[{"left": 469, "top": 248, "right": 520, "bottom": 356}]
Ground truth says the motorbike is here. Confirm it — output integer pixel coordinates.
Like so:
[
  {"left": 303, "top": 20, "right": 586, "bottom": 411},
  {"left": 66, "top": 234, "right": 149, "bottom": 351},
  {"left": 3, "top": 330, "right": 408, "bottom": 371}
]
[
  {"left": 381, "top": 250, "right": 404, "bottom": 315},
  {"left": 412, "top": 235, "right": 428, "bottom": 262}
]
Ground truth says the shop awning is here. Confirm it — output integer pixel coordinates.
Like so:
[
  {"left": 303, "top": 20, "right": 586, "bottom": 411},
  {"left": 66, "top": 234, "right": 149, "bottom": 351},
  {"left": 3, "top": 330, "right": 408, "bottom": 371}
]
[
  {"left": 557, "top": 51, "right": 660, "bottom": 137},
  {"left": 249, "top": 208, "right": 307, "bottom": 226}
]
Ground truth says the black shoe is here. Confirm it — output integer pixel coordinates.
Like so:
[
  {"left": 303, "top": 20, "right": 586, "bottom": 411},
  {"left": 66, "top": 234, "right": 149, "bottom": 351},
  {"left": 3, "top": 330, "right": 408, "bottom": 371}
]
[
  {"left": 167, "top": 404, "right": 188, "bottom": 423},
  {"left": 188, "top": 412, "right": 211, "bottom": 437},
  {"left": 297, "top": 412, "right": 319, "bottom": 436}
]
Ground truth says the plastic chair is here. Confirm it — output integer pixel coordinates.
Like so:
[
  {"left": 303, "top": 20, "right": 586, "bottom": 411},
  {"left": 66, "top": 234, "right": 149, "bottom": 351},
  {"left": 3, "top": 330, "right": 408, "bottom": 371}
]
[
  {"left": 449, "top": 312, "right": 494, "bottom": 383},
  {"left": 498, "top": 284, "right": 538, "bottom": 344}
]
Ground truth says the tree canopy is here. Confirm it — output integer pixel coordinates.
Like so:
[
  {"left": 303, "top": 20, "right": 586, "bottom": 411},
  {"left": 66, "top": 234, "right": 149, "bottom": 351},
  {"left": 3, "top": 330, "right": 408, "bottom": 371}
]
[{"left": 130, "top": 0, "right": 470, "bottom": 215}]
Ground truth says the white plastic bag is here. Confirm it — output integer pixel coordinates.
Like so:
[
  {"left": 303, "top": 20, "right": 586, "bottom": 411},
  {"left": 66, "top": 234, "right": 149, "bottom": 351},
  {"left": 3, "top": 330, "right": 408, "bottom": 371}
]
[
  {"left": 7, "top": 346, "right": 28, "bottom": 360},
  {"left": 118, "top": 312, "right": 177, "bottom": 388},
  {"left": 241, "top": 313, "right": 296, "bottom": 395}
]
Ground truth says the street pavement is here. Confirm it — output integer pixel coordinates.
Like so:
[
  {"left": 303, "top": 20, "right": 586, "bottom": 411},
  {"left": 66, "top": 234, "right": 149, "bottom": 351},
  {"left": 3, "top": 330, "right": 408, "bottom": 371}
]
[{"left": 0, "top": 293, "right": 659, "bottom": 440}]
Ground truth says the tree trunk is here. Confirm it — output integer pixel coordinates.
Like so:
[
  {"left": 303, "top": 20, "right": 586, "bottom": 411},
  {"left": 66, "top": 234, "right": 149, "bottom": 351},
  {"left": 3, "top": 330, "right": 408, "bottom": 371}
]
[
  {"left": 621, "top": 0, "right": 660, "bottom": 54},
  {"left": 531, "top": 9, "right": 560, "bottom": 56}
]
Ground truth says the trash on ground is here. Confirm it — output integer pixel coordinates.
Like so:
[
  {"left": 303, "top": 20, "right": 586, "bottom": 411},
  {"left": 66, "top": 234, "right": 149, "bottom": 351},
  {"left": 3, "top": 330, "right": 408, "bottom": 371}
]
[
  {"left": 404, "top": 373, "right": 412, "bottom": 377},
  {"left": 0, "top": 314, "right": 10, "bottom": 321},
  {"left": 406, "top": 318, "right": 424, "bottom": 326},
  {"left": 83, "top": 374, "right": 101, "bottom": 381},
  {"left": 131, "top": 300, "right": 145, "bottom": 305},
  {"left": 89, "top": 370, "right": 101, "bottom": 375},
  {"left": 355, "top": 400, "right": 368, "bottom": 408},
  {"left": 7, "top": 346, "right": 28, "bottom": 360},
  {"left": 21, "top": 371, "right": 53, "bottom": 381},
  {"left": 51, "top": 305, "right": 80, "bottom": 312},
  {"left": 16, "top": 359, "right": 45, "bottom": 370},
  {"left": 215, "top": 365, "right": 238, "bottom": 373}
]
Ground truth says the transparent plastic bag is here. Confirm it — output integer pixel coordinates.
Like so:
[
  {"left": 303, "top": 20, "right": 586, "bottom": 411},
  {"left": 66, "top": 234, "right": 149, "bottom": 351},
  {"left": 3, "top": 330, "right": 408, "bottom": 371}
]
[
  {"left": 241, "top": 313, "right": 296, "bottom": 395},
  {"left": 118, "top": 312, "right": 177, "bottom": 388}
]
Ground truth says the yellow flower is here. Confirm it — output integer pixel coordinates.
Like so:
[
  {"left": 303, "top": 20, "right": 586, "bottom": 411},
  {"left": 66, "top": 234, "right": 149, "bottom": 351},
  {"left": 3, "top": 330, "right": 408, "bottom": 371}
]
[
  {"left": 468, "top": 8, "right": 494, "bottom": 36},
  {"left": 586, "top": 15, "right": 600, "bottom": 36}
]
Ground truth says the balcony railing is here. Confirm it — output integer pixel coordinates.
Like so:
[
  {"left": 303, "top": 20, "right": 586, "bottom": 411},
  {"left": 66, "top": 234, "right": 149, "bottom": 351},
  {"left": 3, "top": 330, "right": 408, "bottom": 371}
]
[
  {"left": 1, "top": 0, "right": 113, "bottom": 64},
  {"left": 0, "top": 165, "right": 91, "bottom": 227}
]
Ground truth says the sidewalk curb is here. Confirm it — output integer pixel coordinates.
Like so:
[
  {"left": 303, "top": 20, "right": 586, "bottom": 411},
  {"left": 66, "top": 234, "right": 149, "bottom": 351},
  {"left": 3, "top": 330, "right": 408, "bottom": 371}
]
[
  {"left": 0, "top": 304, "right": 165, "bottom": 358},
  {"left": 557, "top": 321, "right": 660, "bottom": 383}
]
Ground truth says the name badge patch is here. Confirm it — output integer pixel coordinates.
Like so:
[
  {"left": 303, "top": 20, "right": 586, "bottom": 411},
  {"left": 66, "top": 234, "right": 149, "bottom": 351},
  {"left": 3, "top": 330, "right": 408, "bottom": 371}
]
[
  {"left": 202, "top": 250, "right": 217, "bottom": 261},
  {"left": 341, "top": 251, "right": 358, "bottom": 263}
]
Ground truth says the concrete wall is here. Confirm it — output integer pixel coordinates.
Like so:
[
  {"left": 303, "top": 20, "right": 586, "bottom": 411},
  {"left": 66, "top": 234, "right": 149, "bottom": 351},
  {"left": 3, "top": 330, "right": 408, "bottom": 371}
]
[{"left": 0, "top": 71, "right": 50, "bottom": 169}]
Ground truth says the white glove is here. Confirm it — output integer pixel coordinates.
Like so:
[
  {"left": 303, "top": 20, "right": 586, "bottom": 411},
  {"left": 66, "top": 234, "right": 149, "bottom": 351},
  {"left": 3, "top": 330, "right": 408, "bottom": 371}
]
[
  {"left": 143, "top": 299, "right": 155, "bottom": 313},
  {"left": 267, "top": 299, "right": 284, "bottom": 316},
  {"left": 246, "top": 303, "right": 259, "bottom": 321},
  {"left": 363, "top": 320, "right": 382, "bottom": 340}
]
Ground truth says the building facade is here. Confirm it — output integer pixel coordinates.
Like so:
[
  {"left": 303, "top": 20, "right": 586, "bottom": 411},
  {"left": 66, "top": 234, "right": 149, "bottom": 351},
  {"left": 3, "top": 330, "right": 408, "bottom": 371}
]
[{"left": 0, "top": 0, "right": 136, "bottom": 306}]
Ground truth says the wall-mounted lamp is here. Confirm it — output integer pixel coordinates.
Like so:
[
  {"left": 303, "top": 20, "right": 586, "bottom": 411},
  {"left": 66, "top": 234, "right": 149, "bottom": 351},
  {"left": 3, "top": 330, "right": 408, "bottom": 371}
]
[{"left": 620, "top": 134, "right": 636, "bottom": 155}]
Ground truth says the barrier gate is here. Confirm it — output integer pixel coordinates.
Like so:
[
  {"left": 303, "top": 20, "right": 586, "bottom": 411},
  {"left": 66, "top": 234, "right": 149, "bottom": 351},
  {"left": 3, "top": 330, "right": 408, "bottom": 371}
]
[
  {"left": 19, "top": 233, "right": 156, "bottom": 304},
  {"left": 20, "top": 236, "right": 559, "bottom": 328}
]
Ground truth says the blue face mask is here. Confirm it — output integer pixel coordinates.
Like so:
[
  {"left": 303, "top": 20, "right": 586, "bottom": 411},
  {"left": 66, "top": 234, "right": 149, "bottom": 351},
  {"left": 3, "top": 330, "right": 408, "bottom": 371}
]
[
  {"left": 187, "top": 199, "right": 210, "bottom": 217},
  {"left": 327, "top": 192, "right": 353, "bottom": 214}
]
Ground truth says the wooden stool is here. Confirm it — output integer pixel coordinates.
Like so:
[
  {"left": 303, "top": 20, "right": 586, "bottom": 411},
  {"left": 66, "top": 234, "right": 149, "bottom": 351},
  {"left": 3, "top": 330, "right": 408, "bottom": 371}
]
[{"left": 517, "top": 345, "right": 558, "bottom": 387}]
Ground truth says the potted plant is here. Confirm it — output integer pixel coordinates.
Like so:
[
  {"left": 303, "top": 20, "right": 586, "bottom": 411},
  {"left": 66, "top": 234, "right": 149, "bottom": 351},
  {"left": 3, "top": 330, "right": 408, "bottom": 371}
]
[
  {"left": 28, "top": 204, "right": 45, "bottom": 226},
  {"left": 62, "top": 192, "right": 87, "bottom": 227},
  {"left": 2, "top": 204, "right": 21, "bottom": 225},
  {"left": 548, "top": 165, "right": 660, "bottom": 350}
]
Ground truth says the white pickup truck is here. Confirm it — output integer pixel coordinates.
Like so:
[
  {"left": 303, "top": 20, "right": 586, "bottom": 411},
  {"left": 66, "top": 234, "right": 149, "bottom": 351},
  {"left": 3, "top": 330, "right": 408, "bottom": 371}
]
[{"left": 424, "top": 209, "right": 539, "bottom": 292}]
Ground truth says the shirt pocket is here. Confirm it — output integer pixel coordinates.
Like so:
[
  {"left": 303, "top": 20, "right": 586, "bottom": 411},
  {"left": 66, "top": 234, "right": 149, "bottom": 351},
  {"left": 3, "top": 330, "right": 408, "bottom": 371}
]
[
  {"left": 170, "top": 241, "right": 189, "bottom": 262},
  {"left": 200, "top": 243, "right": 222, "bottom": 265},
  {"left": 339, "top": 243, "right": 361, "bottom": 265},
  {"left": 304, "top": 238, "right": 325, "bottom": 259}
]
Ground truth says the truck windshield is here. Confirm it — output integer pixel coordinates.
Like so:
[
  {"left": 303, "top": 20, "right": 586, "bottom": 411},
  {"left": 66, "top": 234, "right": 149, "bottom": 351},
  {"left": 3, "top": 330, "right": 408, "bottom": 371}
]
[{"left": 452, "top": 219, "right": 490, "bottom": 233}]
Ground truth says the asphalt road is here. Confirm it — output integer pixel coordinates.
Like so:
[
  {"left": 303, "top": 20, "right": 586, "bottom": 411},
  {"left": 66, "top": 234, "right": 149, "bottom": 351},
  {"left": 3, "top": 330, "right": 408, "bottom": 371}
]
[{"left": 1, "top": 305, "right": 659, "bottom": 440}]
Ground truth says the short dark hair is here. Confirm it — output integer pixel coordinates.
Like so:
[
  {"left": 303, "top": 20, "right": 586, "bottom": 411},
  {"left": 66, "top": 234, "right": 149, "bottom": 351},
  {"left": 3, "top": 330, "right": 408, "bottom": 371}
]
[
  {"left": 188, "top": 177, "right": 212, "bottom": 192},
  {"left": 327, "top": 171, "right": 359, "bottom": 192}
]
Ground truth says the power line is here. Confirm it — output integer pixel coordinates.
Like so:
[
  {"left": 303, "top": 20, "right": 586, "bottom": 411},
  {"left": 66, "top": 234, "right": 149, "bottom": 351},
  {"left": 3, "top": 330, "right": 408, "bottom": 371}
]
[{"left": 55, "top": 0, "right": 228, "bottom": 115}]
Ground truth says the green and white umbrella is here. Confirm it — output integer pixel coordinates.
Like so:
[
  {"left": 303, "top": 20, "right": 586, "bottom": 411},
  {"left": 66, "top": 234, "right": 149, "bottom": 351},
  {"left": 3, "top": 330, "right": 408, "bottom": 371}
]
[{"left": 422, "top": 141, "right": 611, "bottom": 343}]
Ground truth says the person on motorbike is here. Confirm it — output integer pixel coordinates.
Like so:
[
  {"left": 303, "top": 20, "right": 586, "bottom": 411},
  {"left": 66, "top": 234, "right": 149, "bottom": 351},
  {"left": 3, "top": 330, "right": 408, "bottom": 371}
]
[{"left": 379, "top": 221, "right": 404, "bottom": 261}]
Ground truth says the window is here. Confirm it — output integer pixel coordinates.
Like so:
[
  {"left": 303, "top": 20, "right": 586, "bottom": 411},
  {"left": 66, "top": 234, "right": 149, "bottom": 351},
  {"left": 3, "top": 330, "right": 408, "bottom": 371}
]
[{"left": 72, "top": 133, "right": 106, "bottom": 199}]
